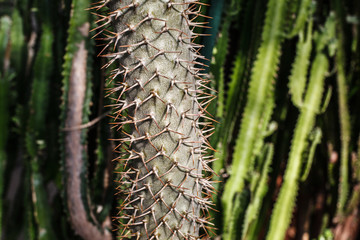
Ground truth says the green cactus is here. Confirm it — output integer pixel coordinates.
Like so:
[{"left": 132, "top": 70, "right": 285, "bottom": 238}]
[
  {"left": 267, "top": 52, "right": 329, "bottom": 240},
  {"left": 221, "top": 0, "right": 286, "bottom": 238},
  {"left": 93, "top": 0, "right": 214, "bottom": 239},
  {"left": 333, "top": 0, "right": 351, "bottom": 217},
  {"left": 60, "top": 0, "right": 112, "bottom": 239},
  {"left": 266, "top": 20, "right": 332, "bottom": 238}
]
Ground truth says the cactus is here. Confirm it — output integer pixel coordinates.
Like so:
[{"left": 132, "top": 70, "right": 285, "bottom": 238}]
[
  {"left": 242, "top": 144, "right": 273, "bottom": 240},
  {"left": 221, "top": 0, "right": 286, "bottom": 238},
  {"left": 93, "top": 0, "right": 214, "bottom": 239},
  {"left": 266, "top": 14, "right": 333, "bottom": 238},
  {"left": 332, "top": 0, "right": 351, "bottom": 217},
  {"left": 266, "top": 52, "right": 329, "bottom": 240},
  {"left": 2, "top": 0, "right": 360, "bottom": 239},
  {"left": 61, "top": 0, "right": 112, "bottom": 239}
]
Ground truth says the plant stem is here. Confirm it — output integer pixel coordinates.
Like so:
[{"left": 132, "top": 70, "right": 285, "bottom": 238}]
[
  {"left": 221, "top": 0, "right": 286, "bottom": 238},
  {"left": 266, "top": 53, "right": 328, "bottom": 240},
  {"left": 333, "top": 0, "right": 351, "bottom": 216}
]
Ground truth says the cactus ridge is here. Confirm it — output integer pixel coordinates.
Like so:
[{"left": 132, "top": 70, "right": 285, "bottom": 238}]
[{"left": 92, "top": 0, "right": 215, "bottom": 239}]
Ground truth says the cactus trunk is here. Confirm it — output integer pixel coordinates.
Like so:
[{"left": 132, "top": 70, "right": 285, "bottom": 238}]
[{"left": 94, "top": 0, "right": 214, "bottom": 239}]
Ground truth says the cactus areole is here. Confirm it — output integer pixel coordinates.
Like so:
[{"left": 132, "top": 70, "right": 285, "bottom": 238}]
[{"left": 93, "top": 0, "right": 214, "bottom": 239}]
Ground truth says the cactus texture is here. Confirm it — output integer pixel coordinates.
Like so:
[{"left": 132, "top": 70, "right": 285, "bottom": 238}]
[{"left": 93, "top": 0, "right": 214, "bottom": 239}]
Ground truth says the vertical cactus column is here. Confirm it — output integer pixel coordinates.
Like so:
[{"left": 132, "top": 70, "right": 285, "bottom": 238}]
[
  {"left": 94, "top": 0, "right": 214, "bottom": 239},
  {"left": 61, "top": 0, "right": 112, "bottom": 239}
]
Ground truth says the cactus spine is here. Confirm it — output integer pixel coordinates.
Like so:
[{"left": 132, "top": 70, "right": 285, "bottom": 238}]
[{"left": 93, "top": 0, "right": 214, "bottom": 239}]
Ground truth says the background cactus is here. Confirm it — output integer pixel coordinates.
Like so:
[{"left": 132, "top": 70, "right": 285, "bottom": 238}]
[{"left": 0, "top": 0, "right": 360, "bottom": 239}]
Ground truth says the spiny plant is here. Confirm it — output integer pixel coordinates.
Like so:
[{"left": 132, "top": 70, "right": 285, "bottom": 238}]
[
  {"left": 92, "top": 0, "right": 215, "bottom": 239},
  {"left": 61, "top": 0, "right": 112, "bottom": 239},
  {"left": 221, "top": 0, "right": 286, "bottom": 238},
  {"left": 1, "top": 0, "right": 360, "bottom": 239},
  {"left": 266, "top": 16, "right": 331, "bottom": 239}
]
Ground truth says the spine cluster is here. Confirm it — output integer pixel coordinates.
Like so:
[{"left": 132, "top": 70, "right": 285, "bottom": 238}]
[{"left": 92, "top": 0, "right": 215, "bottom": 239}]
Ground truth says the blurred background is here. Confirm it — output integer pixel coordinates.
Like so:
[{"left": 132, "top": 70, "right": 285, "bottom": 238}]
[{"left": 0, "top": 0, "right": 359, "bottom": 239}]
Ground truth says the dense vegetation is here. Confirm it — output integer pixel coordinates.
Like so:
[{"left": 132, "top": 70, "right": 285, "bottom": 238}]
[{"left": 0, "top": 0, "right": 359, "bottom": 239}]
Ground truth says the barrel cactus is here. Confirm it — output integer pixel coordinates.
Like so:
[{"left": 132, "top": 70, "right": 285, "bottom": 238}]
[{"left": 93, "top": 0, "right": 214, "bottom": 239}]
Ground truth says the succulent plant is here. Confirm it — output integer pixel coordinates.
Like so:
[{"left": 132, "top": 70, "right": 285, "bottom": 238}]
[{"left": 92, "top": 0, "right": 215, "bottom": 238}]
